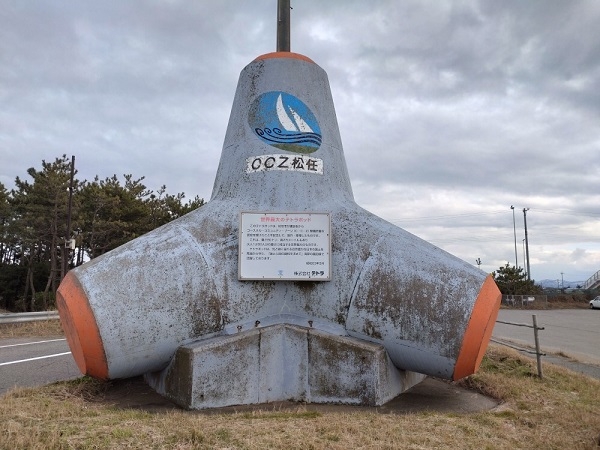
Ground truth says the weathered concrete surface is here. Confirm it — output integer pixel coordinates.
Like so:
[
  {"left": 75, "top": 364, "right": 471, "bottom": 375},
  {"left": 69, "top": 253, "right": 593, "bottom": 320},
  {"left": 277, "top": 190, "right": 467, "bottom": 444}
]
[
  {"left": 56, "top": 51, "right": 501, "bottom": 408},
  {"left": 145, "top": 324, "right": 425, "bottom": 409}
]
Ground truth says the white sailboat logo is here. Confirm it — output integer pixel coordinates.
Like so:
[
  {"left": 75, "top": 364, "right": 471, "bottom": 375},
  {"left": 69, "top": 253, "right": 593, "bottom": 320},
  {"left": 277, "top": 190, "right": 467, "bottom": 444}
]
[
  {"left": 276, "top": 94, "right": 314, "bottom": 133},
  {"left": 250, "top": 91, "right": 321, "bottom": 154}
]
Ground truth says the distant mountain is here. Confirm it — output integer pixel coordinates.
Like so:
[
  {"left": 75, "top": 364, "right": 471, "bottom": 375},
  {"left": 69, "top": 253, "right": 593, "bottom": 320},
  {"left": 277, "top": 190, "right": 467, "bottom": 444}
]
[{"left": 537, "top": 279, "right": 585, "bottom": 289}]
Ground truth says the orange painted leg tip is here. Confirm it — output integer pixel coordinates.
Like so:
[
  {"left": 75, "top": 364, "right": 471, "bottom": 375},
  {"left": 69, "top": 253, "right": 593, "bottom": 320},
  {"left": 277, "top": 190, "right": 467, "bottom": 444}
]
[
  {"left": 452, "top": 275, "right": 502, "bottom": 380},
  {"left": 57, "top": 272, "right": 109, "bottom": 379}
]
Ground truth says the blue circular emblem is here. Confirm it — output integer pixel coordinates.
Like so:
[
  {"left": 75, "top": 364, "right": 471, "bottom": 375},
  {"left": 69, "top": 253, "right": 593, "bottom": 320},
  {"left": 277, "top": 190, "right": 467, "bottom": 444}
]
[{"left": 249, "top": 91, "right": 322, "bottom": 154}]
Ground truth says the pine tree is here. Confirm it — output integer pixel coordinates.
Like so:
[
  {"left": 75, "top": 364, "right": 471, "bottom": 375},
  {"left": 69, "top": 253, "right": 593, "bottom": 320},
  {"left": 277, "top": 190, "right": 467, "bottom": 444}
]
[{"left": 492, "top": 263, "right": 543, "bottom": 295}]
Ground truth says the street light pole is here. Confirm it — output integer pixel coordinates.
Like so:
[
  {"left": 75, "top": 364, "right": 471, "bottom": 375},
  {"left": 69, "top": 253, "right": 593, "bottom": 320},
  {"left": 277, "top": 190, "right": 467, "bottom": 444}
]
[
  {"left": 510, "top": 206, "right": 518, "bottom": 269},
  {"left": 523, "top": 208, "right": 531, "bottom": 280}
]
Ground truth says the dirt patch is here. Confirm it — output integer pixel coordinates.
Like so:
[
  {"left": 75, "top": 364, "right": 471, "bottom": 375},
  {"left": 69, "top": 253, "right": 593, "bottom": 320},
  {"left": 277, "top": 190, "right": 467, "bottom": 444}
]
[
  {"left": 0, "top": 320, "right": 64, "bottom": 338},
  {"left": 86, "top": 377, "right": 181, "bottom": 413},
  {"left": 87, "top": 376, "right": 497, "bottom": 415}
]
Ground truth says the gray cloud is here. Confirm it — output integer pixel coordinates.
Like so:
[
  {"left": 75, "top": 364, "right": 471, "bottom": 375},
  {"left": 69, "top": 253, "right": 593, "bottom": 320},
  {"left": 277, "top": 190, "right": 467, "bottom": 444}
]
[{"left": 1, "top": 0, "right": 599, "bottom": 282}]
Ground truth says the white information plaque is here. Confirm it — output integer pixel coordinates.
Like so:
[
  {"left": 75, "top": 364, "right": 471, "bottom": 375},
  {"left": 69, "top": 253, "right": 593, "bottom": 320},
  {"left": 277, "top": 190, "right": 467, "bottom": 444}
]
[{"left": 239, "top": 212, "right": 331, "bottom": 281}]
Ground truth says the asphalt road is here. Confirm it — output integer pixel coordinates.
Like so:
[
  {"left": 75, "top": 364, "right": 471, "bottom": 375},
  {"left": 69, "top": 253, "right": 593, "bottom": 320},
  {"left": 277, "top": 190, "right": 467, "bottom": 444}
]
[
  {"left": 0, "top": 337, "right": 80, "bottom": 396},
  {"left": 493, "top": 309, "right": 600, "bottom": 365}
]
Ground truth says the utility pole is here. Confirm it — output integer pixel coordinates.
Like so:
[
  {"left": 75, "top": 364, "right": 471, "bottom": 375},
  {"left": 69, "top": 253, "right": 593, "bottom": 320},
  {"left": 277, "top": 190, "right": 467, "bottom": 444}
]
[
  {"left": 510, "top": 206, "right": 518, "bottom": 269},
  {"left": 62, "top": 155, "right": 75, "bottom": 281},
  {"left": 277, "top": 0, "right": 291, "bottom": 52},
  {"left": 522, "top": 239, "right": 526, "bottom": 278},
  {"left": 523, "top": 208, "right": 531, "bottom": 280}
]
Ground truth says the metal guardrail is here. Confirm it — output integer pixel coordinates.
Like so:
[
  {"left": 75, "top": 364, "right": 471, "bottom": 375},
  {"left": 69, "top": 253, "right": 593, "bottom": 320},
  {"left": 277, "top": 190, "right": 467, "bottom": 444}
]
[
  {"left": 501, "top": 294, "right": 547, "bottom": 308},
  {"left": 583, "top": 269, "right": 600, "bottom": 290},
  {"left": 0, "top": 311, "right": 60, "bottom": 324}
]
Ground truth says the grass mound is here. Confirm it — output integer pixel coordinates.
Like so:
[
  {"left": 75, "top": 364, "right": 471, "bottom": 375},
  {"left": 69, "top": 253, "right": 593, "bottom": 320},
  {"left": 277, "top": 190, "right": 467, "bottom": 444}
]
[{"left": 1, "top": 345, "right": 599, "bottom": 449}]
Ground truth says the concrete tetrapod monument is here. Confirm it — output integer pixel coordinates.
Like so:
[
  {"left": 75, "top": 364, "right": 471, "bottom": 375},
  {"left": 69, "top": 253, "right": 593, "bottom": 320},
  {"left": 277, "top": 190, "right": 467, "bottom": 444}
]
[{"left": 57, "top": 50, "right": 501, "bottom": 409}]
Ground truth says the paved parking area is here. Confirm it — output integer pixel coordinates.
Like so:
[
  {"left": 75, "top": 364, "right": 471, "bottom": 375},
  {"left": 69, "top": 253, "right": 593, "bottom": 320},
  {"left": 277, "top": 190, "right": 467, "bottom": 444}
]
[{"left": 493, "top": 309, "right": 600, "bottom": 367}]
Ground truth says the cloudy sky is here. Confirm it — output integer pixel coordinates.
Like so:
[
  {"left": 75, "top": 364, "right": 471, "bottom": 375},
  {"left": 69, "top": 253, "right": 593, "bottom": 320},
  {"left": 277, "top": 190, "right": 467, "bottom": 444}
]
[{"left": 1, "top": 0, "right": 599, "bottom": 284}]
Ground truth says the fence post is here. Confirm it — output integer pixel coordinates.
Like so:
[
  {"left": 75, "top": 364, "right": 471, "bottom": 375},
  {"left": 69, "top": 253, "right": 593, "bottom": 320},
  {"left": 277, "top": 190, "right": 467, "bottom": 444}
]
[{"left": 532, "top": 314, "right": 543, "bottom": 378}]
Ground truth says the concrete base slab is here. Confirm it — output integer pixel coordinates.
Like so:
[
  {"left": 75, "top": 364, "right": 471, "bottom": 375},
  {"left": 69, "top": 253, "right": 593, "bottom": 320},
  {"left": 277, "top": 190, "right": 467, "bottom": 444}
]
[{"left": 145, "top": 324, "right": 426, "bottom": 409}]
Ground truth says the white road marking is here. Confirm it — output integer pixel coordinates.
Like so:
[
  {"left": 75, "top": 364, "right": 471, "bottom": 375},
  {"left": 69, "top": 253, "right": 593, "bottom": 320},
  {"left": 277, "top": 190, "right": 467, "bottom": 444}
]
[
  {"left": 0, "top": 338, "right": 66, "bottom": 349},
  {"left": 0, "top": 352, "right": 72, "bottom": 367}
]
